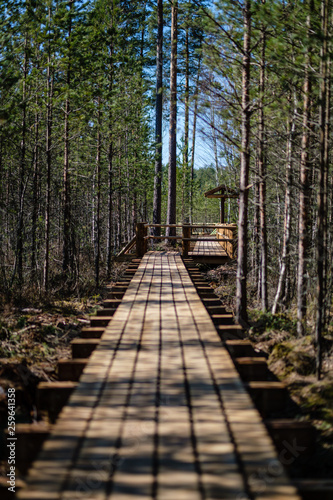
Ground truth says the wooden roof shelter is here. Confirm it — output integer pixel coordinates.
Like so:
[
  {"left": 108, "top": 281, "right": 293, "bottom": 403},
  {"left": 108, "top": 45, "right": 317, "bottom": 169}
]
[{"left": 204, "top": 184, "right": 239, "bottom": 223}]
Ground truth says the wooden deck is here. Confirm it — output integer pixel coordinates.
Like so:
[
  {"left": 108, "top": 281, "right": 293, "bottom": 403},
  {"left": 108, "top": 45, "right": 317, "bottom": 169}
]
[
  {"left": 190, "top": 238, "right": 227, "bottom": 256},
  {"left": 189, "top": 237, "right": 229, "bottom": 264},
  {"left": 18, "top": 252, "right": 300, "bottom": 500}
]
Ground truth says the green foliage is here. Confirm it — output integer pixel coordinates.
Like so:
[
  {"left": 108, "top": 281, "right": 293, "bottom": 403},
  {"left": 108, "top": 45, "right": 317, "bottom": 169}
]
[{"left": 250, "top": 311, "right": 297, "bottom": 334}]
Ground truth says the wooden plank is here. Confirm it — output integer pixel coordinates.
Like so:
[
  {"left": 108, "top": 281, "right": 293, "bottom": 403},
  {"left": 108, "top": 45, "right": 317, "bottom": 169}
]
[
  {"left": 157, "top": 253, "right": 201, "bottom": 500},
  {"left": 109, "top": 252, "right": 161, "bottom": 498}
]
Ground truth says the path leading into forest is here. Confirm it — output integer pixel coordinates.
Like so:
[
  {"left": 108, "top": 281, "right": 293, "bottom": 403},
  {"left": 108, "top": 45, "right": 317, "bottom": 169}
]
[{"left": 17, "top": 252, "right": 300, "bottom": 500}]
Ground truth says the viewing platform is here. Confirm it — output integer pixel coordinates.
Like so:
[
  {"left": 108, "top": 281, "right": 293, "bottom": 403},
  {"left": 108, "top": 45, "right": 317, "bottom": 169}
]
[{"left": 116, "top": 223, "right": 238, "bottom": 265}]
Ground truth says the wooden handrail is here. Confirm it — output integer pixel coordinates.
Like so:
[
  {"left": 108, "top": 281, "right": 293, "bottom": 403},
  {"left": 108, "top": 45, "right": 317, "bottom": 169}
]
[
  {"left": 136, "top": 222, "right": 237, "bottom": 258},
  {"left": 144, "top": 235, "right": 181, "bottom": 240},
  {"left": 145, "top": 223, "right": 236, "bottom": 230},
  {"left": 116, "top": 235, "right": 136, "bottom": 258},
  {"left": 182, "top": 237, "right": 234, "bottom": 242},
  {"left": 146, "top": 224, "right": 183, "bottom": 228}
]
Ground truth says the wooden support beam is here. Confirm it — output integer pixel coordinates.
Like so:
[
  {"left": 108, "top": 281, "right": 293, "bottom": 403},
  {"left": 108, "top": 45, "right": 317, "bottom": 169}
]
[
  {"left": 265, "top": 419, "right": 316, "bottom": 457},
  {"left": 107, "top": 285, "right": 128, "bottom": 293},
  {"left": 201, "top": 298, "right": 222, "bottom": 306},
  {"left": 7, "top": 422, "right": 50, "bottom": 474},
  {"left": 216, "top": 324, "right": 246, "bottom": 340},
  {"left": 106, "top": 281, "right": 130, "bottom": 287},
  {"left": 37, "top": 381, "right": 77, "bottom": 423},
  {"left": 197, "top": 291, "right": 217, "bottom": 299},
  {"left": 205, "top": 305, "right": 229, "bottom": 315},
  {"left": 89, "top": 316, "right": 114, "bottom": 327},
  {"left": 71, "top": 339, "right": 100, "bottom": 358},
  {"left": 246, "top": 381, "right": 287, "bottom": 417},
  {"left": 107, "top": 291, "right": 125, "bottom": 300},
  {"left": 211, "top": 313, "right": 235, "bottom": 325},
  {"left": 80, "top": 327, "right": 104, "bottom": 339},
  {"left": 292, "top": 479, "right": 333, "bottom": 500},
  {"left": 96, "top": 308, "right": 116, "bottom": 317},
  {"left": 225, "top": 339, "right": 259, "bottom": 357},
  {"left": 235, "top": 357, "right": 268, "bottom": 381},
  {"left": 57, "top": 358, "right": 88, "bottom": 381},
  {"left": 102, "top": 299, "right": 121, "bottom": 308}
]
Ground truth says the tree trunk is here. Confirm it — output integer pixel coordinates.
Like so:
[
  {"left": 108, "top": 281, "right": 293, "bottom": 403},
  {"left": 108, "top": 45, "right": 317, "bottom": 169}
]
[
  {"left": 182, "top": 23, "right": 190, "bottom": 222},
  {"left": 253, "top": 160, "right": 260, "bottom": 301},
  {"left": 116, "top": 143, "right": 122, "bottom": 250},
  {"left": 31, "top": 105, "right": 39, "bottom": 279},
  {"left": 272, "top": 99, "right": 296, "bottom": 315},
  {"left": 211, "top": 104, "right": 219, "bottom": 187},
  {"left": 297, "top": 1, "right": 313, "bottom": 336},
  {"left": 107, "top": 140, "right": 113, "bottom": 278},
  {"left": 62, "top": 94, "right": 71, "bottom": 273},
  {"left": 166, "top": 0, "right": 178, "bottom": 239},
  {"left": 190, "top": 56, "right": 201, "bottom": 224},
  {"left": 14, "top": 37, "right": 28, "bottom": 286},
  {"left": 315, "top": 0, "right": 329, "bottom": 378},
  {"left": 94, "top": 98, "right": 101, "bottom": 288},
  {"left": 153, "top": 0, "right": 163, "bottom": 236},
  {"left": 236, "top": 0, "right": 251, "bottom": 326},
  {"left": 258, "top": 8, "right": 268, "bottom": 311},
  {"left": 43, "top": 6, "right": 53, "bottom": 291},
  {"left": 106, "top": 11, "right": 114, "bottom": 279},
  {"left": 62, "top": 0, "right": 73, "bottom": 274}
]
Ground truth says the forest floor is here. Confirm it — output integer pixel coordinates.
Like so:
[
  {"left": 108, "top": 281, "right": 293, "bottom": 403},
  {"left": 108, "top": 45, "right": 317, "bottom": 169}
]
[{"left": 0, "top": 259, "right": 332, "bottom": 482}]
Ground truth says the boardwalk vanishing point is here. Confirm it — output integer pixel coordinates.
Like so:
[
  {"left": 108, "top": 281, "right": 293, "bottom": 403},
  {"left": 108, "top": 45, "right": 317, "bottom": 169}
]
[{"left": 17, "top": 252, "right": 302, "bottom": 500}]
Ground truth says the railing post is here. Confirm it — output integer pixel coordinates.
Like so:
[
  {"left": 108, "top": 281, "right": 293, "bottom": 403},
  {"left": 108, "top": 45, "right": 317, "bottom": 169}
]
[
  {"left": 144, "top": 224, "right": 148, "bottom": 254},
  {"left": 231, "top": 224, "right": 237, "bottom": 259},
  {"left": 182, "top": 224, "right": 191, "bottom": 258},
  {"left": 136, "top": 222, "right": 147, "bottom": 258}
]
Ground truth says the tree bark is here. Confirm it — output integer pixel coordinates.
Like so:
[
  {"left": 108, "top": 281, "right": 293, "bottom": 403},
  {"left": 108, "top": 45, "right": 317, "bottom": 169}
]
[
  {"left": 94, "top": 97, "right": 101, "bottom": 288},
  {"left": 236, "top": 0, "right": 251, "bottom": 326},
  {"left": 106, "top": 9, "right": 114, "bottom": 279},
  {"left": 297, "top": 0, "right": 313, "bottom": 336},
  {"left": 153, "top": 0, "right": 163, "bottom": 236},
  {"left": 315, "top": 0, "right": 329, "bottom": 378},
  {"left": 253, "top": 161, "right": 260, "bottom": 301},
  {"left": 43, "top": 5, "right": 53, "bottom": 291},
  {"left": 190, "top": 56, "right": 201, "bottom": 224},
  {"left": 182, "top": 23, "right": 190, "bottom": 222},
  {"left": 166, "top": 0, "right": 178, "bottom": 239},
  {"left": 62, "top": 0, "right": 74, "bottom": 274},
  {"left": 272, "top": 99, "right": 296, "bottom": 315},
  {"left": 258, "top": 6, "right": 268, "bottom": 311},
  {"left": 31, "top": 104, "right": 39, "bottom": 278},
  {"left": 211, "top": 104, "right": 219, "bottom": 187},
  {"left": 14, "top": 36, "right": 28, "bottom": 286}
]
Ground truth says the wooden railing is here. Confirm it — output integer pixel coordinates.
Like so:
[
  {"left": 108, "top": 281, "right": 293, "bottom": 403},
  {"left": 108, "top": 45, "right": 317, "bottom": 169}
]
[
  {"left": 135, "top": 222, "right": 237, "bottom": 259},
  {"left": 215, "top": 224, "right": 238, "bottom": 259}
]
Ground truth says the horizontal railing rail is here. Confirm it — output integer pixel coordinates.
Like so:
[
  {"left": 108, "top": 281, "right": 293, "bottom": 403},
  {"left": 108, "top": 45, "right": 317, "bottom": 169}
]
[{"left": 135, "top": 222, "right": 237, "bottom": 259}]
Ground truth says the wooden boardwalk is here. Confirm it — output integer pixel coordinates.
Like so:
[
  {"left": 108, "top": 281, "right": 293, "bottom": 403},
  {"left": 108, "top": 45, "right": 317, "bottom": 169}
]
[
  {"left": 190, "top": 238, "right": 227, "bottom": 257},
  {"left": 18, "top": 252, "right": 300, "bottom": 500}
]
